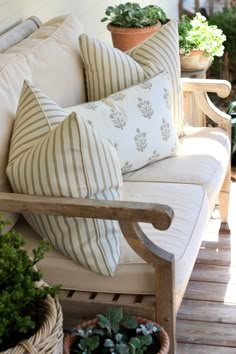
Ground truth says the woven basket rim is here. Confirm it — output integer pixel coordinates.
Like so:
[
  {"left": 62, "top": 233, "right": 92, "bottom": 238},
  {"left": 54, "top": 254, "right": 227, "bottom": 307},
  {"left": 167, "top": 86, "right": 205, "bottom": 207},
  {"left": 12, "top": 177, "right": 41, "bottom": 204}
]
[{"left": 1, "top": 295, "right": 63, "bottom": 354}]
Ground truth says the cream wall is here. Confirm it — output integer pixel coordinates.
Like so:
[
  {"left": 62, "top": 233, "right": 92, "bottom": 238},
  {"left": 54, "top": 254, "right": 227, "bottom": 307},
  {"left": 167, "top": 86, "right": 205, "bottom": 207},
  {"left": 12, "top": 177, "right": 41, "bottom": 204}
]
[
  {"left": 72, "top": 0, "right": 179, "bottom": 41},
  {"left": 0, "top": 0, "right": 70, "bottom": 33},
  {"left": 0, "top": 0, "right": 178, "bottom": 41}
]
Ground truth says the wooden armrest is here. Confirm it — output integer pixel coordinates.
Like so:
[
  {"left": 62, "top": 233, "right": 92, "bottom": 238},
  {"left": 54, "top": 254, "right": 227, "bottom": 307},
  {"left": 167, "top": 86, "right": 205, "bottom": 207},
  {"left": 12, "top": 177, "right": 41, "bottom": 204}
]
[
  {"left": 180, "top": 78, "right": 231, "bottom": 98},
  {"left": 181, "top": 78, "right": 231, "bottom": 133},
  {"left": 0, "top": 192, "right": 173, "bottom": 231}
]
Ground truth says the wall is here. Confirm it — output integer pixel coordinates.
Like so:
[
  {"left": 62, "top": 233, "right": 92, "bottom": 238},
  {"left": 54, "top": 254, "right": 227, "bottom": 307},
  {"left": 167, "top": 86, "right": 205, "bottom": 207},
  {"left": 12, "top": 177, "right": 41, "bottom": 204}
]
[
  {"left": 0, "top": 0, "right": 179, "bottom": 41},
  {"left": 0, "top": 0, "right": 69, "bottom": 33},
  {"left": 72, "top": 0, "right": 179, "bottom": 42}
]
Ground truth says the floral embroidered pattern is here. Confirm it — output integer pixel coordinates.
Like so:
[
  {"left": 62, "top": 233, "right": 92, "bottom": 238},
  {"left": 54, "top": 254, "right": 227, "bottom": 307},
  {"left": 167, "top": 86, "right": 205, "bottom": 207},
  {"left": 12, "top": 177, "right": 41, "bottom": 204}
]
[
  {"left": 121, "top": 161, "right": 133, "bottom": 173},
  {"left": 148, "top": 150, "right": 160, "bottom": 163},
  {"left": 86, "top": 120, "right": 94, "bottom": 129},
  {"left": 161, "top": 118, "right": 170, "bottom": 141},
  {"left": 83, "top": 102, "right": 98, "bottom": 110},
  {"left": 171, "top": 142, "right": 178, "bottom": 155},
  {"left": 137, "top": 98, "right": 153, "bottom": 119},
  {"left": 108, "top": 141, "right": 118, "bottom": 151},
  {"left": 110, "top": 108, "right": 126, "bottom": 129},
  {"left": 134, "top": 128, "right": 147, "bottom": 152},
  {"left": 110, "top": 92, "right": 126, "bottom": 101},
  {"left": 163, "top": 88, "right": 171, "bottom": 110},
  {"left": 139, "top": 80, "right": 152, "bottom": 90}
]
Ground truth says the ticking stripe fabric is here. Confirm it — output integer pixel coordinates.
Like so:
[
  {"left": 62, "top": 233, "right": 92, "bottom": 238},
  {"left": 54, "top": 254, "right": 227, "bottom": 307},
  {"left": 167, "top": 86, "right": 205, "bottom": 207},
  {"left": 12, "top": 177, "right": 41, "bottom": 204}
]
[
  {"left": 79, "top": 33, "right": 145, "bottom": 101},
  {"left": 8, "top": 81, "right": 67, "bottom": 165},
  {"left": 128, "top": 20, "right": 184, "bottom": 138},
  {"left": 79, "top": 20, "right": 184, "bottom": 137},
  {"left": 7, "top": 80, "right": 123, "bottom": 276}
]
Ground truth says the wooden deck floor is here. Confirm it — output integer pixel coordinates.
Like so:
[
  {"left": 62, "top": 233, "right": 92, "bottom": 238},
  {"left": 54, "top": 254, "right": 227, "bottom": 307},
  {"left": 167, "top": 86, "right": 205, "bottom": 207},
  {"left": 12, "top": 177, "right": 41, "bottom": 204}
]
[{"left": 176, "top": 179, "right": 236, "bottom": 353}]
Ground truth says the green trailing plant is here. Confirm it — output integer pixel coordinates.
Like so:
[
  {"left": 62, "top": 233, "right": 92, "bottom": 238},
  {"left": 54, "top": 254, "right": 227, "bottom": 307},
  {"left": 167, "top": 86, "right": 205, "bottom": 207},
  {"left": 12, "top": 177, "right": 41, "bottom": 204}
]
[
  {"left": 208, "top": 6, "right": 236, "bottom": 60},
  {"left": 70, "top": 306, "right": 163, "bottom": 354},
  {"left": 178, "top": 12, "right": 226, "bottom": 58},
  {"left": 101, "top": 2, "right": 167, "bottom": 28},
  {"left": 208, "top": 6, "right": 236, "bottom": 80},
  {"left": 0, "top": 215, "right": 61, "bottom": 351}
]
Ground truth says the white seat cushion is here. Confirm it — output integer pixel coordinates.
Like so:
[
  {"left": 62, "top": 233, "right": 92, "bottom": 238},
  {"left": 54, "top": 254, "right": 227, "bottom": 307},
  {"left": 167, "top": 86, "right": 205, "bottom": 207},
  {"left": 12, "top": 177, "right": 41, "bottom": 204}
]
[
  {"left": 17, "top": 182, "right": 209, "bottom": 295},
  {"left": 123, "top": 127, "right": 231, "bottom": 211}
]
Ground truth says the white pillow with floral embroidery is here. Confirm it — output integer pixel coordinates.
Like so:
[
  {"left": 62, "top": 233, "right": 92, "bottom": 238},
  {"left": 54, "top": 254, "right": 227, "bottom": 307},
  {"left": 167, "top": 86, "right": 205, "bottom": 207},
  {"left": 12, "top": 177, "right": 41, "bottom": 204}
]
[{"left": 65, "top": 72, "right": 179, "bottom": 173}]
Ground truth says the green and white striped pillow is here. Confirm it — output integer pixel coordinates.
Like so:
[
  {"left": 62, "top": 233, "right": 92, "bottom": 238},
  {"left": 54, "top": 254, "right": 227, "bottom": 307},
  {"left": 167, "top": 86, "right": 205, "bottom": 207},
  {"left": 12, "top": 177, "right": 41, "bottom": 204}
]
[
  {"left": 7, "top": 81, "right": 123, "bottom": 276},
  {"left": 79, "top": 20, "right": 184, "bottom": 137}
]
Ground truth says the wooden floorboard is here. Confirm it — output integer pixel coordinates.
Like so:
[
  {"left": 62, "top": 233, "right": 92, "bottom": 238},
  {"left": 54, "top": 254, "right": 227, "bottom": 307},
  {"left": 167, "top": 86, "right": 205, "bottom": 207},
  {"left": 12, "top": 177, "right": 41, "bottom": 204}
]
[
  {"left": 177, "top": 343, "right": 236, "bottom": 354},
  {"left": 176, "top": 180, "right": 236, "bottom": 352}
]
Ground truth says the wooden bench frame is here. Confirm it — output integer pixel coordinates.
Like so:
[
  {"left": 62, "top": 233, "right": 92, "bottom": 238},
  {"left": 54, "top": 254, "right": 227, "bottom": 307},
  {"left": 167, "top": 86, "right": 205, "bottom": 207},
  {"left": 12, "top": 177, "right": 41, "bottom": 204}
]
[
  {"left": 0, "top": 78, "right": 231, "bottom": 353},
  {"left": 0, "top": 17, "right": 232, "bottom": 354}
]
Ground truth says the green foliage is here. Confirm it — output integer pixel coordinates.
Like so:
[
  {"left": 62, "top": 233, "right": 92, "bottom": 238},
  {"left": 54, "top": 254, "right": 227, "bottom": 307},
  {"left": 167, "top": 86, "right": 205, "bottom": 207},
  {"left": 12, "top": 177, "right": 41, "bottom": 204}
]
[
  {"left": 178, "top": 12, "right": 226, "bottom": 58},
  {"left": 71, "top": 306, "right": 162, "bottom": 354},
  {"left": 101, "top": 2, "right": 167, "bottom": 28},
  {"left": 0, "top": 215, "right": 61, "bottom": 350},
  {"left": 208, "top": 6, "right": 236, "bottom": 61}
]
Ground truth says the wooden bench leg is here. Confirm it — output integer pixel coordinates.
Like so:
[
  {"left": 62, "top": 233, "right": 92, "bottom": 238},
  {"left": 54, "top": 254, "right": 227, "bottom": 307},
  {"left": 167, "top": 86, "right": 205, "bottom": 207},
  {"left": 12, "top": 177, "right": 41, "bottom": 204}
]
[
  {"left": 219, "top": 165, "right": 231, "bottom": 232},
  {"left": 155, "top": 260, "right": 176, "bottom": 354}
]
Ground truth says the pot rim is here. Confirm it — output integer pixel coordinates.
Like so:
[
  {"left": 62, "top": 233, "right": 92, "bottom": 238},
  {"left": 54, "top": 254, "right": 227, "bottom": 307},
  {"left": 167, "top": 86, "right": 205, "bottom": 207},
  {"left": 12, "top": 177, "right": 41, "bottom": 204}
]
[{"left": 107, "top": 22, "right": 161, "bottom": 34}]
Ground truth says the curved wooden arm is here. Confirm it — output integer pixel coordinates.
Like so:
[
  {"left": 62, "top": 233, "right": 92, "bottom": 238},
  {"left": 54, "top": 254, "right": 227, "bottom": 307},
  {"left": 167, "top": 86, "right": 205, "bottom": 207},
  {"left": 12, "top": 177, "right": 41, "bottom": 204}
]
[
  {"left": 0, "top": 192, "right": 174, "bottom": 231},
  {"left": 194, "top": 91, "right": 231, "bottom": 135},
  {"left": 181, "top": 78, "right": 231, "bottom": 98},
  {"left": 119, "top": 221, "right": 174, "bottom": 263},
  {"left": 181, "top": 78, "right": 231, "bottom": 133}
]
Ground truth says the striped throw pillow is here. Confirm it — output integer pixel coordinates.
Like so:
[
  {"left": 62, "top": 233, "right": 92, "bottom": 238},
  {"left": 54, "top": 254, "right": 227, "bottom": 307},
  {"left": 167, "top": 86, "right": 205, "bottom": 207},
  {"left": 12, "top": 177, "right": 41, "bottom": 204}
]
[
  {"left": 79, "top": 20, "right": 184, "bottom": 137},
  {"left": 6, "top": 81, "right": 123, "bottom": 276}
]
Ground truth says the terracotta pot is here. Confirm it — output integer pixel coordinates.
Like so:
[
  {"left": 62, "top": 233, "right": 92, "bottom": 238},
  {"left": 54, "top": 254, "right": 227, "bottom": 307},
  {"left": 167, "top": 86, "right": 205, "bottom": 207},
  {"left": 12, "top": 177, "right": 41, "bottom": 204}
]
[
  {"left": 107, "top": 22, "right": 162, "bottom": 52},
  {"left": 180, "top": 49, "right": 213, "bottom": 72},
  {"left": 63, "top": 317, "right": 169, "bottom": 354}
]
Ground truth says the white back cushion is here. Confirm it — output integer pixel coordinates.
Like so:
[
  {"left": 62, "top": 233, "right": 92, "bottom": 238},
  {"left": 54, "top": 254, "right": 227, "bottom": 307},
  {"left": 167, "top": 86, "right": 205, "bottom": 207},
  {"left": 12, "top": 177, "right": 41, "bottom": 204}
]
[{"left": 1, "top": 15, "right": 86, "bottom": 227}]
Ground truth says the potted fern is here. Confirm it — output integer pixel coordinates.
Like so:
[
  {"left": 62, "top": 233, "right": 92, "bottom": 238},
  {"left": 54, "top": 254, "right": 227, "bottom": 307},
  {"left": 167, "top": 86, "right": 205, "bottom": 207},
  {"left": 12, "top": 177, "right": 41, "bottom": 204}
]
[
  {"left": 0, "top": 215, "right": 62, "bottom": 353},
  {"left": 101, "top": 2, "right": 167, "bottom": 51},
  {"left": 63, "top": 306, "right": 169, "bottom": 354},
  {"left": 178, "top": 12, "right": 226, "bottom": 71}
]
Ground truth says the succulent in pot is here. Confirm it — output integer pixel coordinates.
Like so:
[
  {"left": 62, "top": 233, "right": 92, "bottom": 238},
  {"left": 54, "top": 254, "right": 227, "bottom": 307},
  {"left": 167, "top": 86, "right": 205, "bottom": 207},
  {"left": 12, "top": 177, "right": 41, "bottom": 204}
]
[
  {"left": 101, "top": 2, "right": 167, "bottom": 51},
  {"left": 63, "top": 306, "right": 169, "bottom": 354},
  {"left": 178, "top": 12, "right": 226, "bottom": 71}
]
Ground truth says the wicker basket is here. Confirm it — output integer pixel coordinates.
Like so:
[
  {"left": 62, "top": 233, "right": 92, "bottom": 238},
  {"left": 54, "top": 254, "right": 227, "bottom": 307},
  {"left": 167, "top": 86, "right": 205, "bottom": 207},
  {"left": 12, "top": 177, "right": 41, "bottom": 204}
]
[
  {"left": 64, "top": 316, "right": 169, "bottom": 354},
  {"left": 1, "top": 295, "right": 63, "bottom": 354}
]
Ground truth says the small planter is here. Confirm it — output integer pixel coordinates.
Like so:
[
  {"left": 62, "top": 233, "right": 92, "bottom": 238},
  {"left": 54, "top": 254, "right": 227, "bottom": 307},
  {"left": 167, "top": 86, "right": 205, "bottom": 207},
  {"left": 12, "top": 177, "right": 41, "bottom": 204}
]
[
  {"left": 64, "top": 317, "right": 169, "bottom": 354},
  {"left": 180, "top": 50, "right": 213, "bottom": 72},
  {"left": 107, "top": 22, "right": 162, "bottom": 51},
  {"left": 1, "top": 296, "right": 63, "bottom": 354}
]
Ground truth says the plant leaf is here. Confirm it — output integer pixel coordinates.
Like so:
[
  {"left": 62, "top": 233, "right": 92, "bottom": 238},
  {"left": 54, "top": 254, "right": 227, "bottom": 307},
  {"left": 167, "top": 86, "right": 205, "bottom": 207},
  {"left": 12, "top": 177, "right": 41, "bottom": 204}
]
[{"left": 122, "top": 315, "right": 137, "bottom": 329}]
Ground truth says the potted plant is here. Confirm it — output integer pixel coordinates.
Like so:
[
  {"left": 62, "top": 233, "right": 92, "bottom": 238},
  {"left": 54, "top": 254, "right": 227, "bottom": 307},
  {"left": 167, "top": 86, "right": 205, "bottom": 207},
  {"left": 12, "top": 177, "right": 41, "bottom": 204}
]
[
  {"left": 178, "top": 12, "right": 226, "bottom": 71},
  {"left": 208, "top": 6, "right": 236, "bottom": 81},
  {"left": 101, "top": 2, "right": 167, "bottom": 51},
  {"left": 0, "top": 215, "right": 62, "bottom": 353},
  {"left": 63, "top": 306, "right": 169, "bottom": 354}
]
